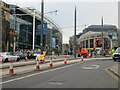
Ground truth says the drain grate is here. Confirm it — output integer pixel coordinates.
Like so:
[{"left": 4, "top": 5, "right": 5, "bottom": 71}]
[
  {"left": 82, "top": 65, "right": 99, "bottom": 69},
  {"left": 48, "top": 81, "right": 63, "bottom": 85}
]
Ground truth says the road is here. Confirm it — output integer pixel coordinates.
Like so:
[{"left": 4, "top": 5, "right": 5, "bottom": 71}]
[{"left": 2, "top": 58, "right": 119, "bottom": 88}]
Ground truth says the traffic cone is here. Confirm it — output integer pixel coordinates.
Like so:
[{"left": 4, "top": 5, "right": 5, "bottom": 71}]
[
  {"left": 42, "top": 59, "right": 45, "bottom": 63},
  {"left": 0, "top": 54, "right": 3, "bottom": 64},
  {"left": 24, "top": 56, "right": 28, "bottom": 61},
  {"left": 49, "top": 57, "right": 53, "bottom": 67},
  {"left": 9, "top": 60, "right": 14, "bottom": 75},
  {"left": 54, "top": 56, "right": 56, "bottom": 59},
  {"left": 64, "top": 58, "right": 67, "bottom": 64},
  {"left": 36, "top": 58, "right": 40, "bottom": 70},
  {"left": 81, "top": 56, "right": 84, "bottom": 61},
  {"left": 88, "top": 54, "right": 91, "bottom": 58}
]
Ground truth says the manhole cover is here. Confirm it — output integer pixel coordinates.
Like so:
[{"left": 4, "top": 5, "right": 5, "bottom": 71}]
[
  {"left": 82, "top": 65, "right": 99, "bottom": 69},
  {"left": 48, "top": 81, "right": 63, "bottom": 85}
]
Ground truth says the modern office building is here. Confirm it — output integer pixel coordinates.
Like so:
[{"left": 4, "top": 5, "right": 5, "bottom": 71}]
[
  {"left": 9, "top": 5, "right": 62, "bottom": 52},
  {"left": 1, "top": 1, "right": 62, "bottom": 52}
]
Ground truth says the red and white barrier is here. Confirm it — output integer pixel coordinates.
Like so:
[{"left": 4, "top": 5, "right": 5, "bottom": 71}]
[
  {"left": 9, "top": 60, "right": 14, "bottom": 75},
  {"left": 36, "top": 58, "right": 40, "bottom": 70}
]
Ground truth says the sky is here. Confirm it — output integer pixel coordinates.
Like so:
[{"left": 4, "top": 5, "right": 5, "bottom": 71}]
[{"left": 2, "top": 0, "right": 119, "bottom": 43}]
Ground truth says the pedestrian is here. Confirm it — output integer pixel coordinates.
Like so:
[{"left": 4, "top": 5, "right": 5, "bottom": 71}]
[{"left": 103, "top": 50, "right": 106, "bottom": 56}]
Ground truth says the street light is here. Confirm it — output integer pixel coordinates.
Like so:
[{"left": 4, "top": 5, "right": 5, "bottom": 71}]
[
  {"left": 74, "top": 6, "right": 77, "bottom": 58},
  {"left": 101, "top": 17, "right": 104, "bottom": 52}
]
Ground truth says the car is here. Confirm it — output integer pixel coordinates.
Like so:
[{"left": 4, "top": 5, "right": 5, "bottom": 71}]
[
  {"left": 13, "top": 52, "right": 26, "bottom": 59},
  {"left": 112, "top": 47, "right": 120, "bottom": 62},
  {"left": 0, "top": 52, "right": 20, "bottom": 62},
  {"left": 33, "top": 51, "right": 41, "bottom": 57},
  {"left": 25, "top": 51, "right": 36, "bottom": 59}
]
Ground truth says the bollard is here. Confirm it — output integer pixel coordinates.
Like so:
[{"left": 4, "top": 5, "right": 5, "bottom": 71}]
[
  {"left": 9, "top": 60, "right": 14, "bottom": 75},
  {"left": 36, "top": 58, "right": 40, "bottom": 70}
]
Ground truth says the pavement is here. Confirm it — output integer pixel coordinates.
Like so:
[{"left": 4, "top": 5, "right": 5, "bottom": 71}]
[
  {"left": 1, "top": 55, "right": 119, "bottom": 78},
  {"left": 107, "top": 63, "right": 119, "bottom": 77}
]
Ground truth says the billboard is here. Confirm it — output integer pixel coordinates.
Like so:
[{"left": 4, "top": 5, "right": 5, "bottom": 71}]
[
  {"left": 36, "top": 23, "right": 48, "bottom": 36},
  {"left": 52, "top": 38, "right": 56, "bottom": 48}
]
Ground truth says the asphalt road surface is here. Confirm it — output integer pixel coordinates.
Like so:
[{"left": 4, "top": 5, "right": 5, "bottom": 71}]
[{"left": 2, "top": 59, "right": 119, "bottom": 88}]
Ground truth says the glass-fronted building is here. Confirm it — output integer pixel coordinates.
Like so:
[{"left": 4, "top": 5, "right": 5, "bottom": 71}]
[{"left": 9, "top": 5, "right": 62, "bottom": 53}]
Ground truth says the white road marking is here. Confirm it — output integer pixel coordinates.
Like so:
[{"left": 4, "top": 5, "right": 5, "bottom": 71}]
[{"left": 1, "top": 62, "right": 81, "bottom": 84}]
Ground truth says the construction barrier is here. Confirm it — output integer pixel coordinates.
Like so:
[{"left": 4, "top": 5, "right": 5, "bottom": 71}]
[{"left": 9, "top": 60, "right": 14, "bottom": 75}]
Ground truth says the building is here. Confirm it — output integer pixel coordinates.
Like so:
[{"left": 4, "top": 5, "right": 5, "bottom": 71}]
[
  {"left": 118, "top": 2, "right": 120, "bottom": 47},
  {"left": 9, "top": 6, "right": 62, "bottom": 52},
  {"left": 69, "top": 33, "right": 83, "bottom": 54},
  {"left": 83, "top": 25, "right": 118, "bottom": 48},
  {"left": 77, "top": 31, "right": 111, "bottom": 51},
  {"left": 0, "top": 1, "right": 10, "bottom": 52}
]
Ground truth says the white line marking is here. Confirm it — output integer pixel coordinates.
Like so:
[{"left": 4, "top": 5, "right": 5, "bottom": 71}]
[{"left": 1, "top": 62, "right": 81, "bottom": 84}]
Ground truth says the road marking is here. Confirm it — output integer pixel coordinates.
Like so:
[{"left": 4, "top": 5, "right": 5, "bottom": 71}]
[
  {"left": 1, "top": 61, "right": 82, "bottom": 85},
  {"left": 82, "top": 65, "right": 99, "bottom": 70}
]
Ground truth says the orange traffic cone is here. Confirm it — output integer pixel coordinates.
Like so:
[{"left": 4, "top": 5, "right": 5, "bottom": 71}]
[
  {"left": 64, "top": 56, "right": 67, "bottom": 64},
  {"left": 42, "top": 59, "right": 45, "bottom": 63},
  {"left": 9, "top": 60, "right": 14, "bottom": 75},
  {"left": 24, "top": 56, "right": 28, "bottom": 61},
  {"left": 36, "top": 58, "right": 40, "bottom": 70},
  {"left": 49, "top": 57, "right": 53, "bottom": 67},
  {"left": 88, "top": 54, "right": 91, "bottom": 58},
  {"left": 0, "top": 54, "right": 3, "bottom": 64},
  {"left": 81, "top": 56, "right": 84, "bottom": 61},
  {"left": 54, "top": 56, "right": 56, "bottom": 59},
  {"left": 64, "top": 58, "right": 67, "bottom": 64}
]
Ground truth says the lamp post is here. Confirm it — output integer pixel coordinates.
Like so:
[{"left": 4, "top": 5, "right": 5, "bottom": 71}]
[
  {"left": 101, "top": 17, "right": 104, "bottom": 52},
  {"left": 41, "top": 0, "right": 44, "bottom": 53},
  {"left": 74, "top": 6, "right": 77, "bottom": 58}
]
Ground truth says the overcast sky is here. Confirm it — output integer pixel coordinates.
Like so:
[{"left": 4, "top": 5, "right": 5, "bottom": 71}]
[{"left": 2, "top": 0, "right": 119, "bottom": 43}]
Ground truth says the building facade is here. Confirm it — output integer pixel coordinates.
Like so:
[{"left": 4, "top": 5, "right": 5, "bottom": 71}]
[
  {"left": 0, "top": 1, "right": 10, "bottom": 52},
  {"left": 9, "top": 6, "right": 62, "bottom": 52},
  {"left": 77, "top": 31, "right": 111, "bottom": 51},
  {"left": 82, "top": 25, "right": 118, "bottom": 48},
  {"left": 1, "top": 1, "right": 62, "bottom": 52}
]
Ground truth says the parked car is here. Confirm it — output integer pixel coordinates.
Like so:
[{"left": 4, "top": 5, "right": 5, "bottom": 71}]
[
  {"left": 13, "top": 52, "right": 26, "bottom": 59},
  {"left": 25, "top": 51, "right": 36, "bottom": 59},
  {"left": 112, "top": 47, "right": 120, "bottom": 62},
  {"left": 0, "top": 52, "right": 20, "bottom": 62},
  {"left": 33, "top": 51, "right": 41, "bottom": 57}
]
